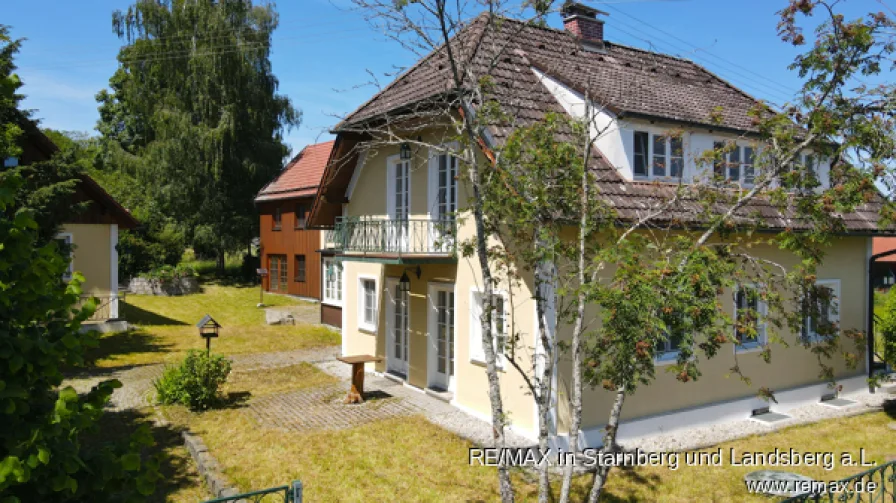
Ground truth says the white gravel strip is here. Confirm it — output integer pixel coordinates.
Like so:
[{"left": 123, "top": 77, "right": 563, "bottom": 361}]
[
  {"left": 628, "top": 383, "right": 896, "bottom": 452},
  {"left": 426, "top": 408, "right": 535, "bottom": 449}
]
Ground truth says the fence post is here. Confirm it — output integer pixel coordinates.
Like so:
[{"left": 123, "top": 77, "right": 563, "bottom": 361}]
[{"left": 290, "top": 480, "right": 303, "bottom": 503}]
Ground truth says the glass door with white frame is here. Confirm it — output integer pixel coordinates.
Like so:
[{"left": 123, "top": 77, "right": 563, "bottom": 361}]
[
  {"left": 430, "top": 152, "right": 457, "bottom": 253},
  {"left": 429, "top": 286, "right": 455, "bottom": 391},
  {"left": 388, "top": 158, "right": 410, "bottom": 252},
  {"left": 386, "top": 279, "right": 409, "bottom": 376}
]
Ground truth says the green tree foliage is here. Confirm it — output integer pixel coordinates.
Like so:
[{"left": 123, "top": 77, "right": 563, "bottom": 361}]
[
  {"left": 96, "top": 0, "right": 301, "bottom": 275},
  {"left": 0, "top": 27, "right": 161, "bottom": 502},
  {"left": 0, "top": 174, "right": 161, "bottom": 502},
  {"left": 877, "top": 289, "right": 896, "bottom": 368},
  {"left": 42, "top": 129, "right": 186, "bottom": 279}
]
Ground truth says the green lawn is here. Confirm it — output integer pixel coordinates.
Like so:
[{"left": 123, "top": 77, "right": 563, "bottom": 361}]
[
  {"left": 161, "top": 359, "right": 896, "bottom": 502},
  {"left": 88, "top": 284, "right": 340, "bottom": 368}
]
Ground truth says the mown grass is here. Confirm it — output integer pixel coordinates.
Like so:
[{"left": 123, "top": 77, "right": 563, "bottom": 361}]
[
  {"left": 165, "top": 378, "right": 896, "bottom": 503},
  {"left": 224, "top": 362, "right": 339, "bottom": 398},
  {"left": 88, "top": 284, "right": 340, "bottom": 368},
  {"left": 598, "top": 410, "right": 896, "bottom": 502}
]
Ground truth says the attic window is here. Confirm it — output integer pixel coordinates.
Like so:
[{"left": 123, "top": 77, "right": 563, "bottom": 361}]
[{"left": 538, "top": 43, "right": 546, "bottom": 49}]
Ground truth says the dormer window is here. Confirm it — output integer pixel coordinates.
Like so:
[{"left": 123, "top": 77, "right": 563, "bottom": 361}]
[
  {"left": 713, "top": 142, "right": 755, "bottom": 186},
  {"left": 633, "top": 131, "right": 683, "bottom": 180}
]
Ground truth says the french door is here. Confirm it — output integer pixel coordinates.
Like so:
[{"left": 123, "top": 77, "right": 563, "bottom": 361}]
[
  {"left": 386, "top": 279, "right": 409, "bottom": 376},
  {"left": 428, "top": 284, "right": 455, "bottom": 391},
  {"left": 387, "top": 158, "right": 410, "bottom": 252},
  {"left": 268, "top": 255, "right": 287, "bottom": 292},
  {"left": 430, "top": 152, "right": 457, "bottom": 252}
]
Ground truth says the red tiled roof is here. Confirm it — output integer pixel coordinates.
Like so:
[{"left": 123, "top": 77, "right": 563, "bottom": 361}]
[{"left": 256, "top": 141, "right": 335, "bottom": 202}]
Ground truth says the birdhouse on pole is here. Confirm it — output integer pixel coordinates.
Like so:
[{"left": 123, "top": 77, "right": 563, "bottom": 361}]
[{"left": 196, "top": 314, "right": 222, "bottom": 355}]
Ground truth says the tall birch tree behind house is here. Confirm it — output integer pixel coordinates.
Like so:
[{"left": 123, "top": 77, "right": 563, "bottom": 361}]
[{"left": 97, "top": 0, "right": 301, "bottom": 274}]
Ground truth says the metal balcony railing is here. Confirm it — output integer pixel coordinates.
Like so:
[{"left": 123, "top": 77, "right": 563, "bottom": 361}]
[{"left": 328, "top": 217, "right": 457, "bottom": 257}]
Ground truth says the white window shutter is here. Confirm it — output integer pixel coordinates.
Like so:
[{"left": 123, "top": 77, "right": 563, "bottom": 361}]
[
  {"left": 470, "top": 292, "right": 484, "bottom": 363},
  {"left": 386, "top": 159, "right": 396, "bottom": 219}
]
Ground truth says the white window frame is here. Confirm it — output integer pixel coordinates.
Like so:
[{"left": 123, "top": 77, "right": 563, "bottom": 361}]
[
  {"left": 733, "top": 283, "right": 768, "bottom": 352},
  {"left": 427, "top": 282, "right": 457, "bottom": 390},
  {"left": 655, "top": 327, "right": 683, "bottom": 365},
  {"left": 469, "top": 288, "right": 509, "bottom": 368},
  {"left": 633, "top": 130, "right": 684, "bottom": 180},
  {"left": 427, "top": 144, "right": 460, "bottom": 218},
  {"left": 713, "top": 142, "right": 757, "bottom": 186},
  {"left": 386, "top": 154, "right": 411, "bottom": 220},
  {"left": 802, "top": 279, "right": 840, "bottom": 344},
  {"left": 322, "top": 257, "right": 343, "bottom": 306},
  {"left": 56, "top": 233, "right": 73, "bottom": 281},
  {"left": 358, "top": 275, "right": 379, "bottom": 332}
]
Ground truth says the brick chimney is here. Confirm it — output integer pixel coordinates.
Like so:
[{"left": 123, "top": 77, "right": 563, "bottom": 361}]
[{"left": 562, "top": 2, "right": 607, "bottom": 43}]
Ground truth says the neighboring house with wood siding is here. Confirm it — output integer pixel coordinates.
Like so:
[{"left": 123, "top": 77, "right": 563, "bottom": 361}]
[
  {"left": 255, "top": 140, "right": 343, "bottom": 328},
  {"left": 872, "top": 237, "right": 896, "bottom": 289},
  {"left": 9, "top": 118, "right": 139, "bottom": 328},
  {"left": 308, "top": 5, "right": 891, "bottom": 447}
]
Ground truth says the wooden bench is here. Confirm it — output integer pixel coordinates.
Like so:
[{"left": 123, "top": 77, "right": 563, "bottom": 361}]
[{"left": 336, "top": 355, "right": 383, "bottom": 404}]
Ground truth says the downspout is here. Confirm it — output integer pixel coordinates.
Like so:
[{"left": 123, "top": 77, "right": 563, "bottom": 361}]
[{"left": 868, "top": 247, "right": 896, "bottom": 391}]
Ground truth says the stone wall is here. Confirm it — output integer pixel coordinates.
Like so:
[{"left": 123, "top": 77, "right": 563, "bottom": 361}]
[{"left": 128, "top": 276, "right": 200, "bottom": 296}]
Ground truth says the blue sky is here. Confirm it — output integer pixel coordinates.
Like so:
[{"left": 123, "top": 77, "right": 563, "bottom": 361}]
[{"left": 2, "top": 0, "right": 882, "bottom": 156}]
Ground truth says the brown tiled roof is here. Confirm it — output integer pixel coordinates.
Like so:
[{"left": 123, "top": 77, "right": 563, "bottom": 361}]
[
  {"left": 256, "top": 141, "right": 335, "bottom": 203},
  {"left": 338, "top": 15, "right": 764, "bottom": 133},
  {"left": 332, "top": 13, "right": 891, "bottom": 234}
]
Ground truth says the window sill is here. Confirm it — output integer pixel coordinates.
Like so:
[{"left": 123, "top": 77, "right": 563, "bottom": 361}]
[
  {"left": 655, "top": 353, "right": 680, "bottom": 366},
  {"left": 470, "top": 358, "right": 505, "bottom": 372},
  {"left": 735, "top": 343, "right": 765, "bottom": 354},
  {"left": 322, "top": 299, "right": 343, "bottom": 308},
  {"left": 358, "top": 324, "right": 378, "bottom": 335},
  {"left": 294, "top": 279, "right": 306, "bottom": 283},
  {"left": 272, "top": 227, "right": 282, "bottom": 232}
]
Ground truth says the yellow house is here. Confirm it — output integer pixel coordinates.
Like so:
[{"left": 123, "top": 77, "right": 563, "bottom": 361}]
[
  {"left": 307, "top": 8, "right": 887, "bottom": 447},
  {"left": 12, "top": 120, "right": 139, "bottom": 329}
]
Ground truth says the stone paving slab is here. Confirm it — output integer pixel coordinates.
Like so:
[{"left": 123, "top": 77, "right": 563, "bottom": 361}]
[{"left": 246, "top": 383, "right": 422, "bottom": 432}]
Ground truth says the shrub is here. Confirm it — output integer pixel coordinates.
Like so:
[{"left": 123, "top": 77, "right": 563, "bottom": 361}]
[
  {"left": 138, "top": 263, "right": 197, "bottom": 282},
  {"left": 154, "top": 351, "right": 232, "bottom": 410}
]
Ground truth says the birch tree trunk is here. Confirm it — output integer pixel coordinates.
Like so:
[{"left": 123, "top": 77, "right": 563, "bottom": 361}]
[
  {"left": 459, "top": 105, "right": 514, "bottom": 502},
  {"left": 587, "top": 385, "right": 628, "bottom": 503},
  {"left": 533, "top": 236, "right": 554, "bottom": 503},
  {"left": 558, "top": 145, "right": 590, "bottom": 503}
]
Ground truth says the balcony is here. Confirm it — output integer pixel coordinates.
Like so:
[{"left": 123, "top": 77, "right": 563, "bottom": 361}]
[{"left": 326, "top": 217, "right": 457, "bottom": 264}]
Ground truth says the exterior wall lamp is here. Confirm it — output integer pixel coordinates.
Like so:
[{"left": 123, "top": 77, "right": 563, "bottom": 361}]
[
  {"left": 399, "top": 142, "right": 412, "bottom": 160},
  {"left": 398, "top": 265, "right": 422, "bottom": 294}
]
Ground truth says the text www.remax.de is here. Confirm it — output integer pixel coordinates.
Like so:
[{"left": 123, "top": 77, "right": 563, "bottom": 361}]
[{"left": 744, "top": 478, "right": 879, "bottom": 496}]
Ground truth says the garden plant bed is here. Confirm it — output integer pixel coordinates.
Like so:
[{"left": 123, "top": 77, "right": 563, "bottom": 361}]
[{"left": 129, "top": 276, "right": 201, "bottom": 296}]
